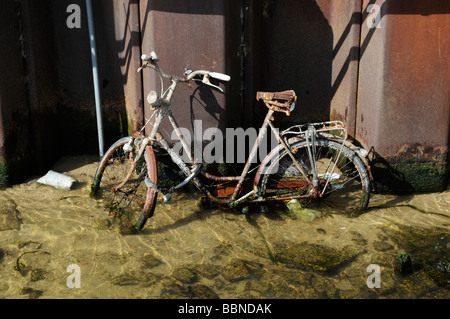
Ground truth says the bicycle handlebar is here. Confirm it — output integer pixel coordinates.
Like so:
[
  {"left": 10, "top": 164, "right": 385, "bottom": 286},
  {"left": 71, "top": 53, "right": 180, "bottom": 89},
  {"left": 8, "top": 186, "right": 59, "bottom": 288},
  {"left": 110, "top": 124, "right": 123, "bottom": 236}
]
[
  {"left": 139, "top": 51, "right": 230, "bottom": 85},
  {"left": 208, "top": 71, "right": 231, "bottom": 82}
]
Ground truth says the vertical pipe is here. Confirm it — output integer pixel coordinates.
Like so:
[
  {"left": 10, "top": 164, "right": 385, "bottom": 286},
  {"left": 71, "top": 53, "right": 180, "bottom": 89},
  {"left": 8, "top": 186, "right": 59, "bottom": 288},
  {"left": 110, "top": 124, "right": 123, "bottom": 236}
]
[{"left": 86, "top": 0, "right": 104, "bottom": 156}]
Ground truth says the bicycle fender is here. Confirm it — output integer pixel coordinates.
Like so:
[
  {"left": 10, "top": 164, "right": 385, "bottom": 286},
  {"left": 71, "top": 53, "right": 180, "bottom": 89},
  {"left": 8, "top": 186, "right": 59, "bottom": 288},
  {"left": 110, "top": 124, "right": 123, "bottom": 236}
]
[
  {"left": 311, "top": 133, "right": 373, "bottom": 181},
  {"left": 253, "top": 135, "right": 373, "bottom": 191},
  {"left": 92, "top": 136, "right": 133, "bottom": 177}
]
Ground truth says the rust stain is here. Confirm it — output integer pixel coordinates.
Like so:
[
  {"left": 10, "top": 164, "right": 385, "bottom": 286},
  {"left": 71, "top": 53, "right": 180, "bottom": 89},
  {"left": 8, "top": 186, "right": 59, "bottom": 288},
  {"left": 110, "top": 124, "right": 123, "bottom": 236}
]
[{"left": 393, "top": 144, "right": 448, "bottom": 163}]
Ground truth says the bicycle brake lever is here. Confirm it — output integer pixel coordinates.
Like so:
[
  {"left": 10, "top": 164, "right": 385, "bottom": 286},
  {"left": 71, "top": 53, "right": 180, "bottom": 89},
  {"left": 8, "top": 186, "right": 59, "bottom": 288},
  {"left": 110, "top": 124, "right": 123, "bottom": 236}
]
[{"left": 202, "top": 75, "right": 223, "bottom": 93}]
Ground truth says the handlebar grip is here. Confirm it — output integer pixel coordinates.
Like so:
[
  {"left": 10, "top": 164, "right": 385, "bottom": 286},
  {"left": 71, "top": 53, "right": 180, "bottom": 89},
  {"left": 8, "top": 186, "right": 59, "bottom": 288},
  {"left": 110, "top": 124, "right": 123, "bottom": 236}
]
[{"left": 208, "top": 72, "right": 231, "bottom": 82}]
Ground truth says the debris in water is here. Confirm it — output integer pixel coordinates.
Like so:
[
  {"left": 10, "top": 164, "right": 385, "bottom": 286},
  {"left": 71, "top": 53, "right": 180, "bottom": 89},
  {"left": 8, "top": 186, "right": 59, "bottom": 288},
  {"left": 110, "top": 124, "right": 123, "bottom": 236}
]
[
  {"left": 396, "top": 251, "right": 413, "bottom": 275},
  {"left": 286, "top": 199, "right": 321, "bottom": 222},
  {"left": 36, "top": 170, "right": 79, "bottom": 190}
]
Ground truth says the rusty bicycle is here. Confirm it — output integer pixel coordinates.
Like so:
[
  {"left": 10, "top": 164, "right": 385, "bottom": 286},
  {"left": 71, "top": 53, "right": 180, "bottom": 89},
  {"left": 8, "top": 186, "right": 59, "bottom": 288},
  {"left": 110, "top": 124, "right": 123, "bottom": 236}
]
[{"left": 90, "top": 51, "right": 372, "bottom": 232}]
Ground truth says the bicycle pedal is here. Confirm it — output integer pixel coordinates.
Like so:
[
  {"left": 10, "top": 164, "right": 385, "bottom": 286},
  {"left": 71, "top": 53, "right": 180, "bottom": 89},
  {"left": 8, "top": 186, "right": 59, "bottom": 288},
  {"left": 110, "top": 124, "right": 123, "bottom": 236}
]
[{"left": 163, "top": 193, "right": 172, "bottom": 202}]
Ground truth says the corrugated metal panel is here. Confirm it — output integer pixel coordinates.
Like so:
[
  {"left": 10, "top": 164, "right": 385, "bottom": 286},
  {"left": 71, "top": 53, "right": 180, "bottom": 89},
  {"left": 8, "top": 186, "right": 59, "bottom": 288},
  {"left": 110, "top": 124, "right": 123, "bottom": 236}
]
[
  {"left": 0, "top": 0, "right": 33, "bottom": 184},
  {"left": 0, "top": 0, "right": 448, "bottom": 191},
  {"left": 139, "top": 0, "right": 234, "bottom": 141},
  {"left": 356, "top": 0, "right": 450, "bottom": 191}
]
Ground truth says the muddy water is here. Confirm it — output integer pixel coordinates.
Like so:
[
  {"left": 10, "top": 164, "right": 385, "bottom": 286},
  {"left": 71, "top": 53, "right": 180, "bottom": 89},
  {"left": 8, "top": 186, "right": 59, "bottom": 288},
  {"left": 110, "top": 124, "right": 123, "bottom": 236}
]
[{"left": 0, "top": 155, "right": 449, "bottom": 299}]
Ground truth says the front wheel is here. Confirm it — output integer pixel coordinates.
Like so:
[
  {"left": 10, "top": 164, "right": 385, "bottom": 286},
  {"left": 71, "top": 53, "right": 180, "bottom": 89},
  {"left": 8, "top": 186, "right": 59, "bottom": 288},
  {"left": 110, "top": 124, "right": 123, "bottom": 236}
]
[
  {"left": 90, "top": 137, "right": 158, "bottom": 232},
  {"left": 260, "top": 139, "right": 370, "bottom": 215}
]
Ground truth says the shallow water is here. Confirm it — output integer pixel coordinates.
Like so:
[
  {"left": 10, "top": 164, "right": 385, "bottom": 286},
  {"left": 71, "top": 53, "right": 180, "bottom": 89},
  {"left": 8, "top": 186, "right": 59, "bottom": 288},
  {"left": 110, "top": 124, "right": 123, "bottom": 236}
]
[{"left": 0, "top": 155, "right": 449, "bottom": 299}]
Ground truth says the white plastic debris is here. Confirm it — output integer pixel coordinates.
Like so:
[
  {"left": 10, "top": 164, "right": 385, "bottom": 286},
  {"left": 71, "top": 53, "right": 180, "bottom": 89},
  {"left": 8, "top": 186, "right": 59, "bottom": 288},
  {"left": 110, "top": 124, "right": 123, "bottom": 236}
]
[
  {"left": 36, "top": 170, "right": 79, "bottom": 190},
  {"left": 318, "top": 172, "right": 341, "bottom": 181}
]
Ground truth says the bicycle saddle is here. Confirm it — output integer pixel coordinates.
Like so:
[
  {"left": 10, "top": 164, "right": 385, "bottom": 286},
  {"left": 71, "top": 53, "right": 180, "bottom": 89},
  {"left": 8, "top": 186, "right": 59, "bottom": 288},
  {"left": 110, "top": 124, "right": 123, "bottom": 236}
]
[{"left": 256, "top": 90, "right": 297, "bottom": 116}]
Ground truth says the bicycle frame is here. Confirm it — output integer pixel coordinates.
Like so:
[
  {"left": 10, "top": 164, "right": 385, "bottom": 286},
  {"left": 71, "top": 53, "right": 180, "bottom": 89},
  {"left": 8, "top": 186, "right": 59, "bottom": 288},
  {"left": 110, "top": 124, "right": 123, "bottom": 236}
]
[{"left": 143, "top": 101, "right": 302, "bottom": 207}]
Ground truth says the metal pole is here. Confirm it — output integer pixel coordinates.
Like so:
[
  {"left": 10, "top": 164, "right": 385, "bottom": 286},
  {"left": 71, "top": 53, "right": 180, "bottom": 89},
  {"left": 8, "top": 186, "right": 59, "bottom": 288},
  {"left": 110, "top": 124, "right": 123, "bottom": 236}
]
[{"left": 86, "top": 0, "right": 104, "bottom": 156}]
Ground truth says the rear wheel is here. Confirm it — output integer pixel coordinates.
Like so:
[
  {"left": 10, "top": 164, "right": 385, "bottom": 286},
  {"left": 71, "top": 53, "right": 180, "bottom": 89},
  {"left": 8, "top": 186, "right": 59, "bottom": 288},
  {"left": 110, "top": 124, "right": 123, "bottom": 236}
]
[
  {"left": 260, "top": 139, "right": 370, "bottom": 215},
  {"left": 90, "top": 137, "right": 158, "bottom": 232}
]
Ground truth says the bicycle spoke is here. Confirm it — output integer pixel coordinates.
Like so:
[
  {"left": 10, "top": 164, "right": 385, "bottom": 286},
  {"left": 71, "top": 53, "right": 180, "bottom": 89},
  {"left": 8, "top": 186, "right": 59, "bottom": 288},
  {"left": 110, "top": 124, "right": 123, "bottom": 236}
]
[
  {"left": 261, "top": 139, "right": 370, "bottom": 215},
  {"left": 91, "top": 137, "right": 158, "bottom": 232}
]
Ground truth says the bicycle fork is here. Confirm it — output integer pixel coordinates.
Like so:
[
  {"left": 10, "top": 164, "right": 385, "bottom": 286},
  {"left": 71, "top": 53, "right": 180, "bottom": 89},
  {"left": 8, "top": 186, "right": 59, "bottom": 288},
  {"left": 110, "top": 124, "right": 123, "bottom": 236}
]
[{"left": 112, "top": 137, "right": 149, "bottom": 193}]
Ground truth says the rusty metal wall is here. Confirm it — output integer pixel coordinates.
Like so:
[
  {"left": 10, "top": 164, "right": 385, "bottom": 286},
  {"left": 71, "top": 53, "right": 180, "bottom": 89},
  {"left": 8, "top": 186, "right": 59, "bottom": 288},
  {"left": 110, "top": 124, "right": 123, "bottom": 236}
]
[
  {"left": 356, "top": 0, "right": 450, "bottom": 192},
  {"left": 135, "top": 0, "right": 449, "bottom": 191},
  {"left": 244, "top": 0, "right": 363, "bottom": 138},
  {"left": 0, "top": 0, "right": 448, "bottom": 191},
  {"left": 326, "top": 0, "right": 363, "bottom": 137},
  {"left": 0, "top": 0, "right": 139, "bottom": 185},
  {"left": 115, "top": 0, "right": 145, "bottom": 133},
  {"left": 254, "top": 0, "right": 333, "bottom": 128},
  {"left": 0, "top": 0, "right": 33, "bottom": 184},
  {"left": 50, "top": 0, "right": 130, "bottom": 150},
  {"left": 138, "top": 0, "right": 241, "bottom": 142},
  {"left": 19, "top": 0, "right": 62, "bottom": 173}
]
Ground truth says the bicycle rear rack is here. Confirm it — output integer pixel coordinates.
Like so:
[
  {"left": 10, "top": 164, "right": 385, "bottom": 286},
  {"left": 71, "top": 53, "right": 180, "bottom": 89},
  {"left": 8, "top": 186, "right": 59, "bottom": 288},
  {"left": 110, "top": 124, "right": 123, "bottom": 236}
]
[
  {"left": 281, "top": 121, "right": 349, "bottom": 196},
  {"left": 281, "top": 120, "right": 348, "bottom": 141}
]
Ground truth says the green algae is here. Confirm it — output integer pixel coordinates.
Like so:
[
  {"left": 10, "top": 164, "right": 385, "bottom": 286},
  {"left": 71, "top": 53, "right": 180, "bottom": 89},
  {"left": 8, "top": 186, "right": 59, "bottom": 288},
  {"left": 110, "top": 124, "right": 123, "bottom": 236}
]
[
  {"left": 0, "top": 161, "right": 8, "bottom": 186},
  {"left": 383, "top": 224, "right": 450, "bottom": 288},
  {"left": 371, "top": 159, "right": 448, "bottom": 193}
]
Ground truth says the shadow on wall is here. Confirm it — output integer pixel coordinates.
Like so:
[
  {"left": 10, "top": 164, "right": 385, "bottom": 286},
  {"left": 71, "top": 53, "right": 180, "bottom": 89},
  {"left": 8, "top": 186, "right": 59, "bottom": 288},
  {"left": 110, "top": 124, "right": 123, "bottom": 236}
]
[
  {"left": 52, "top": 0, "right": 130, "bottom": 153},
  {"left": 369, "top": 146, "right": 450, "bottom": 194},
  {"left": 257, "top": 0, "right": 333, "bottom": 128},
  {"left": 138, "top": 0, "right": 231, "bottom": 142},
  {"left": 368, "top": 148, "right": 415, "bottom": 194},
  {"left": 0, "top": 0, "right": 33, "bottom": 185},
  {"left": 0, "top": 0, "right": 142, "bottom": 185},
  {"left": 50, "top": 0, "right": 142, "bottom": 154}
]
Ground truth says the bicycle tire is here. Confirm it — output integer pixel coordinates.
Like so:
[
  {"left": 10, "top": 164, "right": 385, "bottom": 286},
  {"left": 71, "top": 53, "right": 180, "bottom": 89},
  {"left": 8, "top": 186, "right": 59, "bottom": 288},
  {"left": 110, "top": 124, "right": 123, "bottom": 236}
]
[
  {"left": 90, "top": 137, "right": 158, "bottom": 232},
  {"left": 260, "top": 139, "right": 370, "bottom": 215}
]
